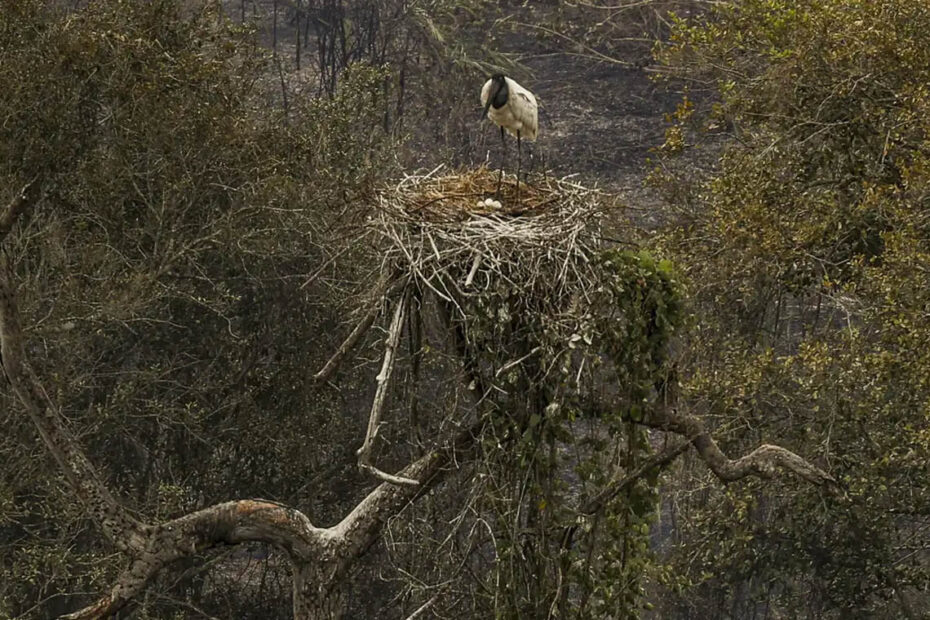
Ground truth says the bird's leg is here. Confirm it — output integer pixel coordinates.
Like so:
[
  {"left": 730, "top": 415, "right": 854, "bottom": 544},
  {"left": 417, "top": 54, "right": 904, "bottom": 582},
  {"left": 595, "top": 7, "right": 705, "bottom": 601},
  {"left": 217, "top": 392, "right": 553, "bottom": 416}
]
[
  {"left": 496, "top": 126, "right": 505, "bottom": 197},
  {"left": 541, "top": 146, "right": 548, "bottom": 184},
  {"left": 516, "top": 131, "right": 522, "bottom": 200}
]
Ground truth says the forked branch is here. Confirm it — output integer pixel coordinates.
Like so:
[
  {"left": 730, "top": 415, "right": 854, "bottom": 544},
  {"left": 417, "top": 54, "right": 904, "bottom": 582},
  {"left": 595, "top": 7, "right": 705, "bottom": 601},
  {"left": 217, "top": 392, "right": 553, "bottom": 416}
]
[
  {"left": 61, "top": 499, "right": 322, "bottom": 619},
  {"left": 314, "top": 303, "right": 380, "bottom": 383},
  {"left": 357, "top": 288, "right": 419, "bottom": 485}
]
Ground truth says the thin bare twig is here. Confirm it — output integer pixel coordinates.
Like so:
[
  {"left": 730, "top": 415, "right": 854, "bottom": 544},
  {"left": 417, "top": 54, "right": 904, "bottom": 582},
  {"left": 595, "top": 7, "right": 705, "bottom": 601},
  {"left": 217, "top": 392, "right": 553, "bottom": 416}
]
[{"left": 314, "top": 275, "right": 406, "bottom": 383}]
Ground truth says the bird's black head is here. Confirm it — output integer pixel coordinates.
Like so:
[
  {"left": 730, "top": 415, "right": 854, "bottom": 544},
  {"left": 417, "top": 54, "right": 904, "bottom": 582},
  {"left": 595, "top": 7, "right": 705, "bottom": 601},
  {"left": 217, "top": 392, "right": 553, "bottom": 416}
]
[
  {"left": 489, "top": 74, "right": 508, "bottom": 106},
  {"left": 482, "top": 74, "right": 509, "bottom": 120}
]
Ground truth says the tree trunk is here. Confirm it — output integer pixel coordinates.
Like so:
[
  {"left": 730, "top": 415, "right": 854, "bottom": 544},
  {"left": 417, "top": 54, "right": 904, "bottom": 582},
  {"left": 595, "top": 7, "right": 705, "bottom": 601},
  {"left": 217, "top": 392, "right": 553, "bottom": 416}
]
[{"left": 293, "top": 562, "right": 345, "bottom": 619}]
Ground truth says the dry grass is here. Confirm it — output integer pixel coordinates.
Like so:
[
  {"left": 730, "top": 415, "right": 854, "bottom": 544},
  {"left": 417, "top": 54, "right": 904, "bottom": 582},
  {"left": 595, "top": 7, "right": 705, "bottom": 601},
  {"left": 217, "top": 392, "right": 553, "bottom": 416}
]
[{"left": 381, "top": 165, "right": 596, "bottom": 219}]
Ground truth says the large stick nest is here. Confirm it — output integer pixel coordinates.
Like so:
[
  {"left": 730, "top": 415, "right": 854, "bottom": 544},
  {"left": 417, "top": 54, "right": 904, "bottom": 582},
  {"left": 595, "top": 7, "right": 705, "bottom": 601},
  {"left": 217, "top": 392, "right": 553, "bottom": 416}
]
[{"left": 373, "top": 166, "right": 609, "bottom": 327}]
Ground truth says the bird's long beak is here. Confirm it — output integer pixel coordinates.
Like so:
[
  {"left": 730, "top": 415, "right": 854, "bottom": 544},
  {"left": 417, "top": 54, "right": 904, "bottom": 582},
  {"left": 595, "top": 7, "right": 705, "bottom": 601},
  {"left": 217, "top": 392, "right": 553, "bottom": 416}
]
[{"left": 481, "top": 97, "right": 492, "bottom": 121}]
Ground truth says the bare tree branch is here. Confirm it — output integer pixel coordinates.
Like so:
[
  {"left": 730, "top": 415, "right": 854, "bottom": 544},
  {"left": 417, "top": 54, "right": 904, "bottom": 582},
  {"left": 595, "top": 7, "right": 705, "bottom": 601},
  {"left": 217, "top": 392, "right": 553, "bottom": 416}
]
[
  {"left": 357, "top": 288, "right": 408, "bottom": 477},
  {"left": 61, "top": 499, "right": 323, "bottom": 619},
  {"left": 56, "top": 427, "right": 481, "bottom": 620},
  {"left": 335, "top": 418, "right": 484, "bottom": 561},
  {"left": 313, "top": 275, "right": 407, "bottom": 384},
  {"left": 642, "top": 401, "right": 837, "bottom": 487},
  {"left": 579, "top": 440, "right": 690, "bottom": 516},
  {"left": 313, "top": 304, "right": 380, "bottom": 382},
  {"left": 361, "top": 464, "right": 421, "bottom": 486}
]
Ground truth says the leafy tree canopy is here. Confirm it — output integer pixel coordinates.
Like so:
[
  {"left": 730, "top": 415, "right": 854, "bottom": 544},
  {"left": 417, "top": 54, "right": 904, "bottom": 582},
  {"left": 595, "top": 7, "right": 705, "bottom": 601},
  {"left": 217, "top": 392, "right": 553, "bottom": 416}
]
[{"left": 651, "top": 0, "right": 930, "bottom": 615}]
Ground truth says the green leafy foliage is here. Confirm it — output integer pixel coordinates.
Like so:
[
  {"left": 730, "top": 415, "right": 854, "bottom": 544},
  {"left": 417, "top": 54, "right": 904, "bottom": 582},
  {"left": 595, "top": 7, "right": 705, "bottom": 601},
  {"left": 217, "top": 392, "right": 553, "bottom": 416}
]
[
  {"left": 399, "top": 244, "right": 684, "bottom": 618},
  {"left": 596, "top": 250, "right": 683, "bottom": 408},
  {"left": 650, "top": 0, "right": 930, "bottom": 616}
]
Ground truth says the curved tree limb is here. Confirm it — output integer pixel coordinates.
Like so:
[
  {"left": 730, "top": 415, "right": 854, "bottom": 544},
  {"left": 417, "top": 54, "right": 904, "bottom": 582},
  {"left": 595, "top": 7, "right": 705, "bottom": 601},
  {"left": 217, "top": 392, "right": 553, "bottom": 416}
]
[
  {"left": 0, "top": 204, "right": 480, "bottom": 618},
  {"left": 642, "top": 401, "right": 837, "bottom": 487},
  {"left": 54, "top": 422, "right": 481, "bottom": 620},
  {"left": 61, "top": 499, "right": 324, "bottom": 619}
]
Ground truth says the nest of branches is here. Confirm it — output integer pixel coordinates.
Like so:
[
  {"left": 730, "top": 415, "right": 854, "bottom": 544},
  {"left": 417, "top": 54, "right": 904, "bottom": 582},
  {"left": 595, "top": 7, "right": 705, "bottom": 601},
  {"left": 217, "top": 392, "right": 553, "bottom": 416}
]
[
  {"left": 384, "top": 165, "right": 578, "bottom": 219},
  {"left": 373, "top": 165, "right": 607, "bottom": 322},
  {"left": 325, "top": 166, "right": 618, "bottom": 484}
]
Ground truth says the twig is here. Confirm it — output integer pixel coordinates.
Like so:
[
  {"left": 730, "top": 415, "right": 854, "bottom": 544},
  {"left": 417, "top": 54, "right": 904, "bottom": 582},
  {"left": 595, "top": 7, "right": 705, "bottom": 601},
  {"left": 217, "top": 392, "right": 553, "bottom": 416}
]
[
  {"left": 495, "top": 346, "right": 542, "bottom": 378},
  {"left": 404, "top": 592, "right": 442, "bottom": 619},
  {"left": 464, "top": 252, "right": 482, "bottom": 288},
  {"left": 314, "top": 276, "right": 406, "bottom": 383},
  {"left": 0, "top": 178, "right": 41, "bottom": 244},
  {"left": 360, "top": 463, "right": 420, "bottom": 487}
]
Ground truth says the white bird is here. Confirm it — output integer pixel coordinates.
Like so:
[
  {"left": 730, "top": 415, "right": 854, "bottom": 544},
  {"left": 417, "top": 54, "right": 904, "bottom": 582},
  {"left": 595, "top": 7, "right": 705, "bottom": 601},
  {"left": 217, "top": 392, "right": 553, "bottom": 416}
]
[{"left": 481, "top": 74, "right": 538, "bottom": 196}]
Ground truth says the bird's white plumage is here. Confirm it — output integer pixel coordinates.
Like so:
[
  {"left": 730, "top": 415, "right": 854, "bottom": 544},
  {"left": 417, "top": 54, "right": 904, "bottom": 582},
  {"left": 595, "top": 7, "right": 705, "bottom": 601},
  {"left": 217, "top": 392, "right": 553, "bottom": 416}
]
[{"left": 481, "top": 76, "right": 538, "bottom": 141}]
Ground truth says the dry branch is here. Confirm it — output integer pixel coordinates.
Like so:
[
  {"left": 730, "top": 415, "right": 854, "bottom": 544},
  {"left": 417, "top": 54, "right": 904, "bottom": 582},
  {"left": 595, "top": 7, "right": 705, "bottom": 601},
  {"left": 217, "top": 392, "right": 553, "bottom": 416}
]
[
  {"left": 61, "top": 499, "right": 322, "bottom": 619},
  {"left": 0, "top": 178, "right": 40, "bottom": 243},
  {"left": 579, "top": 440, "right": 690, "bottom": 516},
  {"left": 0, "top": 257, "right": 149, "bottom": 553},
  {"left": 356, "top": 288, "right": 411, "bottom": 481},
  {"left": 313, "top": 275, "right": 407, "bottom": 383},
  {"left": 53, "top": 419, "right": 481, "bottom": 620}
]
